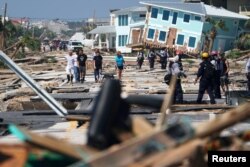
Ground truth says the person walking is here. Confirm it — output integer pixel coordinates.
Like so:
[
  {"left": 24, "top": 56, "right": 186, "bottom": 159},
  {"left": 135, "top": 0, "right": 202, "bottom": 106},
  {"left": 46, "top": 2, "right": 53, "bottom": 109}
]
[
  {"left": 246, "top": 57, "right": 250, "bottom": 95},
  {"left": 65, "top": 49, "right": 75, "bottom": 85},
  {"left": 168, "top": 58, "right": 184, "bottom": 104},
  {"left": 147, "top": 48, "right": 156, "bottom": 70},
  {"left": 72, "top": 51, "right": 79, "bottom": 83},
  {"left": 136, "top": 49, "right": 144, "bottom": 69},
  {"left": 115, "top": 51, "right": 125, "bottom": 80},
  {"left": 194, "top": 52, "right": 216, "bottom": 104},
  {"left": 159, "top": 48, "right": 169, "bottom": 69},
  {"left": 218, "top": 53, "right": 230, "bottom": 95},
  {"left": 93, "top": 49, "right": 103, "bottom": 83},
  {"left": 77, "top": 49, "right": 87, "bottom": 83},
  {"left": 210, "top": 51, "right": 221, "bottom": 98}
]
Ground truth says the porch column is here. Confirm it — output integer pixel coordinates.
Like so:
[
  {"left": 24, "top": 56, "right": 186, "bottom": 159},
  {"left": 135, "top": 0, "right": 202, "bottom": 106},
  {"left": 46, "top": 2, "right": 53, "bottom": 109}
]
[
  {"left": 98, "top": 34, "right": 102, "bottom": 49},
  {"left": 106, "top": 33, "right": 110, "bottom": 51}
]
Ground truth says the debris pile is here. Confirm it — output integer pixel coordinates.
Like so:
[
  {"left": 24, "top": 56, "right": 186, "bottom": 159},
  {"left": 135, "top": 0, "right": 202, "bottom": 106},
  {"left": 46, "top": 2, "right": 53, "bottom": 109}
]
[{"left": 0, "top": 50, "right": 250, "bottom": 166}]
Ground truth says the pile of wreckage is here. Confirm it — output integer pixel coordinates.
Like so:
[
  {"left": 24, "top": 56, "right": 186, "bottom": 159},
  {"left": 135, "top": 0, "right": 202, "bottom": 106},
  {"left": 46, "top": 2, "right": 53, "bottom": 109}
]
[{"left": 0, "top": 50, "right": 250, "bottom": 167}]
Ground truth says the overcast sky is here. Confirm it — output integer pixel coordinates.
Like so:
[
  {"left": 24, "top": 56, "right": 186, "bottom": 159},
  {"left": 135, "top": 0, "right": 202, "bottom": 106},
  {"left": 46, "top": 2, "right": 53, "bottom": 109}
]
[{"left": 0, "top": 0, "right": 143, "bottom": 20}]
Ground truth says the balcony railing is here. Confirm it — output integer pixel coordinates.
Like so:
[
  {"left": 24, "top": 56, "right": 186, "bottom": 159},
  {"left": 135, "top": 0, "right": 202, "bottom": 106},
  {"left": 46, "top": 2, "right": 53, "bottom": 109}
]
[
  {"left": 239, "top": 5, "right": 250, "bottom": 16},
  {"left": 130, "top": 17, "right": 145, "bottom": 24}
]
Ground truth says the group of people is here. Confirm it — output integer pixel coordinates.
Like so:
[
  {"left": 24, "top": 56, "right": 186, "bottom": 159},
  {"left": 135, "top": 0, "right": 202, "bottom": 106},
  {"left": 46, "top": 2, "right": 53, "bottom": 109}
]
[
  {"left": 164, "top": 50, "right": 236, "bottom": 105},
  {"left": 64, "top": 49, "right": 126, "bottom": 84},
  {"left": 194, "top": 52, "right": 230, "bottom": 104},
  {"left": 136, "top": 48, "right": 170, "bottom": 70},
  {"left": 166, "top": 50, "right": 231, "bottom": 105},
  {"left": 64, "top": 49, "right": 88, "bottom": 84},
  {"left": 64, "top": 47, "right": 250, "bottom": 104}
]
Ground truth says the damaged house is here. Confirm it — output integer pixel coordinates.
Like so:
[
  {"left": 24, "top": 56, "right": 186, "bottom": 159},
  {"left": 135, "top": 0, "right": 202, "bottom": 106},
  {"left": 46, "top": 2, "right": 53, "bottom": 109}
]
[{"left": 138, "top": 1, "right": 249, "bottom": 52}]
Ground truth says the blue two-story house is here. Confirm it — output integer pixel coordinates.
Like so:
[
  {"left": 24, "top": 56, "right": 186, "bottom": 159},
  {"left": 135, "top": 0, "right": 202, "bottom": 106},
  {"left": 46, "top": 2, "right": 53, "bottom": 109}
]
[{"left": 139, "top": 1, "right": 249, "bottom": 52}]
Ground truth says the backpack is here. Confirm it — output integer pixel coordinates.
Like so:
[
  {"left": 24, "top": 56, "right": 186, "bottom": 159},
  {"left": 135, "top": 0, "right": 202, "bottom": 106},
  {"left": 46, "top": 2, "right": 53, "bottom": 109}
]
[
  {"left": 204, "top": 62, "right": 215, "bottom": 79},
  {"left": 164, "top": 72, "right": 172, "bottom": 85}
]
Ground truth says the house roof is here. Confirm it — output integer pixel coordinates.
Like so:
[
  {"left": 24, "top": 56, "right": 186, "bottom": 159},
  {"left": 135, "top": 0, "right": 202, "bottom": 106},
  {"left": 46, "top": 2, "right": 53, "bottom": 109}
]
[
  {"left": 204, "top": 5, "right": 250, "bottom": 20},
  {"left": 140, "top": 1, "right": 206, "bottom": 16},
  {"left": 88, "top": 26, "right": 116, "bottom": 34},
  {"left": 140, "top": 1, "right": 250, "bottom": 19},
  {"left": 111, "top": 6, "right": 147, "bottom": 15}
]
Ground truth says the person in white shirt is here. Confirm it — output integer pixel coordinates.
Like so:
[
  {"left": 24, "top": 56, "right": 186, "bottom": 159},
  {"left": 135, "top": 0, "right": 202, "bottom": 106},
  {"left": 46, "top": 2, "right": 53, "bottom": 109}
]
[
  {"left": 168, "top": 58, "right": 184, "bottom": 104},
  {"left": 246, "top": 57, "right": 250, "bottom": 94},
  {"left": 168, "top": 50, "right": 180, "bottom": 63},
  {"left": 65, "top": 50, "right": 75, "bottom": 85},
  {"left": 72, "top": 52, "right": 79, "bottom": 82}
]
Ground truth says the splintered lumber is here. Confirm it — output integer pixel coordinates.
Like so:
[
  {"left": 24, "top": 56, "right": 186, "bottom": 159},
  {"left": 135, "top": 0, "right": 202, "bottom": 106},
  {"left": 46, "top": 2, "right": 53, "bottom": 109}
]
[
  {"left": 156, "top": 75, "right": 177, "bottom": 129},
  {"left": 0, "top": 51, "right": 68, "bottom": 116},
  {"left": 0, "top": 144, "right": 28, "bottom": 167},
  {"left": 0, "top": 84, "right": 21, "bottom": 90},
  {"left": 0, "top": 77, "right": 18, "bottom": 85},
  {"left": 65, "top": 115, "right": 90, "bottom": 122},
  {"left": 8, "top": 125, "right": 86, "bottom": 160},
  {"left": 195, "top": 102, "right": 250, "bottom": 138},
  {"left": 31, "top": 93, "right": 95, "bottom": 101},
  {"left": 1, "top": 88, "right": 36, "bottom": 100},
  {"left": 132, "top": 139, "right": 207, "bottom": 167},
  {"left": 55, "top": 88, "right": 90, "bottom": 94},
  {"left": 131, "top": 117, "right": 153, "bottom": 137},
  {"left": 82, "top": 102, "right": 250, "bottom": 167}
]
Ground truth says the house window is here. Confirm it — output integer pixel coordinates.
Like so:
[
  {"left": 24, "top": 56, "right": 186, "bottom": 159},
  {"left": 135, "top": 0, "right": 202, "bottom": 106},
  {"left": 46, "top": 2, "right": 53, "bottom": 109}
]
[
  {"left": 172, "top": 12, "right": 178, "bottom": 25},
  {"left": 188, "top": 36, "right": 196, "bottom": 48},
  {"left": 162, "top": 10, "right": 170, "bottom": 21},
  {"left": 159, "top": 31, "right": 166, "bottom": 41},
  {"left": 140, "top": 14, "right": 146, "bottom": 18},
  {"left": 194, "top": 16, "right": 201, "bottom": 21},
  {"left": 118, "top": 35, "right": 128, "bottom": 46},
  {"left": 183, "top": 14, "right": 190, "bottom": 23},
  {"left": 151, "top": 8, "right": 158, "bottom": 19},
  {"left": 118, "top": 15, "right": 128, "bottom": 26},
  {"left": 147, "top": 28, "right": 155, "bottom": 39},
  {"left": 177, "top": 34, "right": 184, "bottom": 45}
]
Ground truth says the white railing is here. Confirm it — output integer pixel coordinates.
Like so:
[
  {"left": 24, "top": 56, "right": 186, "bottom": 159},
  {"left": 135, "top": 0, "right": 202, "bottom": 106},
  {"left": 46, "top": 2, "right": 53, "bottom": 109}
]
[
  {"left": 239, "top": 5, "right": 250, "bottom": 16},
  {"left": 130, "top": 17, "right": 145, "bottom": 24}
]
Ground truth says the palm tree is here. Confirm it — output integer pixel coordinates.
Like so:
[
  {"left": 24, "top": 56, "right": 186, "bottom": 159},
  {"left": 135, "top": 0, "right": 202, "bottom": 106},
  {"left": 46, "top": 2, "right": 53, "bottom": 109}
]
[
  {"left": 205, "top": 17, "right": 228, "bottom": 53},
  {"left": 0, "top": 18, "right": 16, "bottom": 50},
  {"left": 244, "top": 19, "right": 250, "bottom": 30}
]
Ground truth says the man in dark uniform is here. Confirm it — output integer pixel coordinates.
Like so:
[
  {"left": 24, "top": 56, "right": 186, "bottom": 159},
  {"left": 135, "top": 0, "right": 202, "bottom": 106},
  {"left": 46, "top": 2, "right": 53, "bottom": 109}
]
[
  {"left": 147, "top": 48, "right": 156, "bottom": 70},
  {"left": 159, "top": 48, "right": 169, "bottom": 69},
  {"left": 194, "top": 52, "right": 216, "bottom": 104}
]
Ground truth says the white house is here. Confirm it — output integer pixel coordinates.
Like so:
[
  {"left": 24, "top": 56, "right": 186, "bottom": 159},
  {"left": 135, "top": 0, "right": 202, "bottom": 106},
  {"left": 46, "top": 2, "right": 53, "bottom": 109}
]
[
  {"left": 112, "top": 6, "right": 147, "bottom": 53},
  {"left": 88, "top": 6, "right": 147, "bottom": 53}
]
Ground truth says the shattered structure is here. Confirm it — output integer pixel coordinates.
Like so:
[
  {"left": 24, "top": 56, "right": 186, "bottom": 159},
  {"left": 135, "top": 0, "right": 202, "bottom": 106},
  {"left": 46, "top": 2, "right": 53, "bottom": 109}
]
[{"left": 0, "top": 49, "right": 250, "bottom": 166}]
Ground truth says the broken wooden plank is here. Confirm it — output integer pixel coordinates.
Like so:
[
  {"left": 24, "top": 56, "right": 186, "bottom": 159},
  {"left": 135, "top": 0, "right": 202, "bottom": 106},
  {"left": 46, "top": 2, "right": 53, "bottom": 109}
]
[
  {"left": 8, "top": 124, "right": 86, "bottom": 160},
  {"left": 0, "top": 144, "right": 28, "bottom": 167},
  {"left": 131, "top": 117, "right": 153, "bottom": 137},
  {"left": 156, "top": 75, "right": 177, "bottom": 129},
  {"left": 30, "top": 93, "right": 95, "bottom": 101}
]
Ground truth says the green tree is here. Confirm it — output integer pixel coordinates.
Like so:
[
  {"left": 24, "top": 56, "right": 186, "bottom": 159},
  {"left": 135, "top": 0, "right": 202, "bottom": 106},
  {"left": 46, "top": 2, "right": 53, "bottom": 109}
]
[
  {"left": 205, "top": 17, "right": 228, "bottom": 53},
  {"left": 244, "top": 19, "right": 250, "bottom": 29}
]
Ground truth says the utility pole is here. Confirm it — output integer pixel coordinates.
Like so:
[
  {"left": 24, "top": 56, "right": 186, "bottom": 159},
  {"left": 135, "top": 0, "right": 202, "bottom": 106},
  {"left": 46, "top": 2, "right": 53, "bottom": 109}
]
[
  {"left": 0, "top": 2, "right": 7, "bottom": 50},
  {"left": 3, "top": 3, "right": 7, "bottom": 25},
  {"left": 93, "top": 9, "right": 96, "bottom": 28}
]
